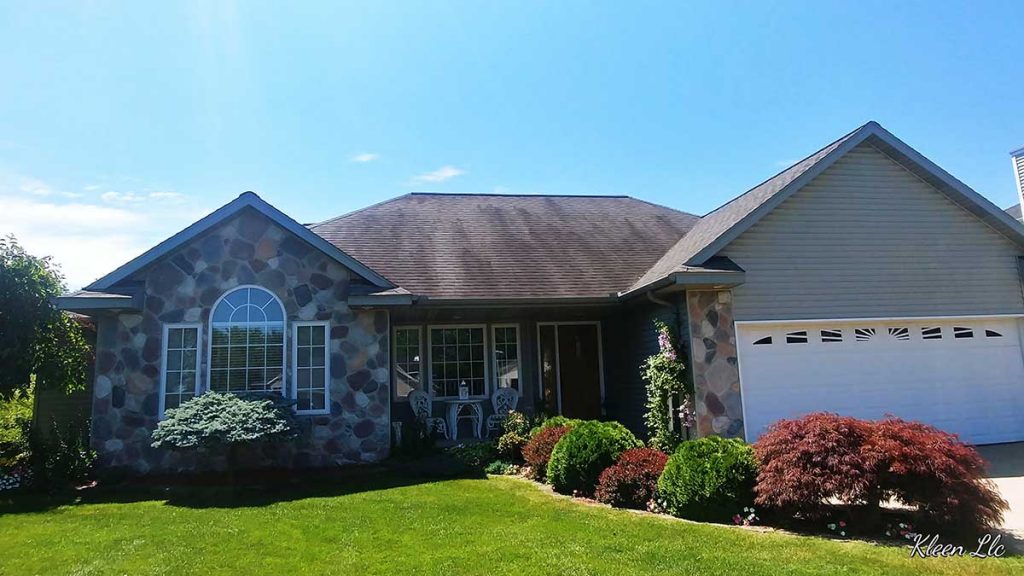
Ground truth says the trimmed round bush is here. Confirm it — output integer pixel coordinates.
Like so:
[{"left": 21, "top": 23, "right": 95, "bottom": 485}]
[
  {"left": 522, "top": 425, "right": 569, "bottom": 480},
  {"left": 658, "top": 436, "right": 757, "bottom": 522},
  {"left": 529, "top": 415, "right": 582, "bottom": 438},
  {"left": 547, "top": 421, "right": 642, "bottom": 495},
  {"left": 595, "top": 447, "right": 668, "bottom": 509}
]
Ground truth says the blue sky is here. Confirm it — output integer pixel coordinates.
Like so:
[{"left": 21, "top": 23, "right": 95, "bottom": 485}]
[{"left": 2, "top": 1, "right": 1023, "bottom": 288}]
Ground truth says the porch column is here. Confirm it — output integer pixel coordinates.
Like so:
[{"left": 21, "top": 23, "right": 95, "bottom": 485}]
[{"left": 686, "top": 290, "right": 745, "bottom": 439}]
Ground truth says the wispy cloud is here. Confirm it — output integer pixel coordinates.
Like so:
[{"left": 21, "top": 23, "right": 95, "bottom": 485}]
[
  {"left": 350, "top": 152, "right": 379, "bottom": 163},
  {"left": 412, "top": 165, "right": 466, "bottom": 183},
  {"left": 0, "top": 173, "right": 208, "bottom": 289},
  {"left": 100, "top": 190, "right": 186, "bottom": 204}
]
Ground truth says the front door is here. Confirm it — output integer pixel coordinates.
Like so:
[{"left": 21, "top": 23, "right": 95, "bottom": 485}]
[{"left": 538, "top": 323, "right": 603, "bottom": 419}]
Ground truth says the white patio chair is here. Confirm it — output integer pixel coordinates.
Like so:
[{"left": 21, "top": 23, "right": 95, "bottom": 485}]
[
  {"left": 408, "top": 389, "right": 449, "bottom": 440},
  {"left": 487, "top": 387, "right": 520, "bottom": 437}
]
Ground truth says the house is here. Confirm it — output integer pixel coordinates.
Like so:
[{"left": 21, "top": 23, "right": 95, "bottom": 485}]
[{"left": 57, "top": 121, "right": 1024, "bottom": 473}]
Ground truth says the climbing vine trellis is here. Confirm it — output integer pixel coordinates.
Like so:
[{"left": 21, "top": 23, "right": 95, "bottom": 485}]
[{"left": 641, "top": 319, "right": 693, "bottom": 452}]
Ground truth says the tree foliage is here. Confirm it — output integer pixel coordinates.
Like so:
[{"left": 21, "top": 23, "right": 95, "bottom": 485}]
[
  {"left": 642, "top": 319, "right": 690, "bottom": 452},
  {"left": 0, "top": 236, "right": 90, "bottom": 397}
]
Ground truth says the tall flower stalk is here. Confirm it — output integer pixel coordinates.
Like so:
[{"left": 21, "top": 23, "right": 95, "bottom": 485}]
[{"left": 642, "top": 320, "right": 691, "bottom": 452}]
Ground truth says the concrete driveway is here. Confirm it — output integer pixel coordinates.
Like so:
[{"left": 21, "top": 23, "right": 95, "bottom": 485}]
[{"left": 977, "top": 443, "right": 1024, "bottom": 542}]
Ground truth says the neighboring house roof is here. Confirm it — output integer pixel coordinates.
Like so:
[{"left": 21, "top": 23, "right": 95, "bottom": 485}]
[
  {"left": 628, "top": 121, "right": 1024, "bottom": 294},
  {"left": 84, "top": 191, "right": 394, "bottom": 293},
  {"left": 310, "top": 193, "right": 700, "bottom": 300},
  {"left": 1007, "top": 203, "right": 1023, "bottom": 222},
  {"left": 53, "top": 289, "right": 143, "bottom": 311}
]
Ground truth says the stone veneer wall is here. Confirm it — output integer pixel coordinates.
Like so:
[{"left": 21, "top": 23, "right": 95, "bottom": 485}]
[
  {"left": 90, "top": 208, "right": 390, "bottom": 473},
  {"left": 686, "top": 290, "right": 745, "bottom": 438}
]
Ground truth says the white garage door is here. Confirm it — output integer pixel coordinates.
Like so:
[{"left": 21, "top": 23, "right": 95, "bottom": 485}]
[{"left": 737, "top": 317, "right": 1024, "bottom": 445}]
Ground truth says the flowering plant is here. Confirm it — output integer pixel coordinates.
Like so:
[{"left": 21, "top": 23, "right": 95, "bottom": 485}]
[
  {"left": 0, "top": 464, "right": 30, "bottom": 491},
  {"left": 733, "top": 506, "right": 759, "bottom": 526},
  {"left": 826, "top": 520, "right": 849, "bottom": 538},
  {"left": 885, "top": 522, "right": 918, "bottom": 541},
  {"left": 642, "top": 320, "right": 690, "bottom": 452}
]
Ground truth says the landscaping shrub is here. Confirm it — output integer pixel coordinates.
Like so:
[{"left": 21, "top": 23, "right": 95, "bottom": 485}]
[
  {"left": 522, "top": 425, "right": 569, "bottom": 480},
  {"left": 27, "top": 419, "right": 95, "bottom": 492},
  {"left": 151, "top": 392, "right": 296, "bottom": 468},
  {"left": 496, "top": 411, "right": 531, "bottom": 461},
  {"left": 595, "top": 447, "right": 668, "bottom": 509},
  {"left": 547, "top": 420, "right": 642, "bottom": 496},
  {"left": 394, "top": 416, "right": 440, "bottom": 457},
  {"left": 753, "top": 412, "right": 874, "bottom": 520},
  {"left": 658, "top": 436, "right": 757, "bottom": 522},
  {"left": 753, "top": 413, "right": 1007, "bottom": 535},
  {"left": 0, "top": 387, "right": 34, "bottom": 469},
  {"left": 529, "top": 415, "right": 582, "bottom": 437},
  {"left": 866, "top": 417, "right": 1006, "bottom": 534},
  {"left": 484, "top": 460, "right": 515, "bottom": 475},
  {"left": 497, "top": 432, "right": 528, "bottom": 461},
  {"left": 447, "top": 441, "right": 498, "bottom": 469}
]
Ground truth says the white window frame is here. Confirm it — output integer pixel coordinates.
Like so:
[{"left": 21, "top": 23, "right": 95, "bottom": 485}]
[
  {"left": 206, "top": 284, "right": 287, "bottom": 397},
  {"left": 392, "top": 325, "right": 424, "bottom": 402},
  {"left": 159, "top": 322, "right": 202, "bottom": 419},
  {"left": 491, "top": 323, "right": 522, "bottom": 392},
  {"left": 291, "top": 321, "right": 331, "bottom": 416},
  {"left": 427, "top": 323, "right": 489, "bottom": 400}
]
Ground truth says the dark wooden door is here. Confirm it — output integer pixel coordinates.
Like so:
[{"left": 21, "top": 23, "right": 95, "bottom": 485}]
[{"left": 557, "top": 324, "right": 602, "bottom": 419}]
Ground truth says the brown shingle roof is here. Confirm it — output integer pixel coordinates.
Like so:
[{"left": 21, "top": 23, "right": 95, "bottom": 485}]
[{"left": 310, "top": 193, "right": 699, "bottom": 299}]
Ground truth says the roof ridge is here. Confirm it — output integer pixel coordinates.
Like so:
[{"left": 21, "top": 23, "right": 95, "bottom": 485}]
[
  {"left": 625, "top": 196, "right": 702, "bottom": 219},
  {"left": 697, "top": 120, "right": 875, "bottom": 219},
  {"left": 407, "top": 191, "right": 630, "bottom": 198},
  {"left": 309, "top": 193, "right": 414, "bottom": 229},
  {"left": 310, "top": 192, "right": 695, "bottom": 228}
]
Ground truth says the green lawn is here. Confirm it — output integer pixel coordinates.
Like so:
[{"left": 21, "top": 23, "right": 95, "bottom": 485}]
[{"left": 0, "top": 467, "right": 1020, "bottom": 575}]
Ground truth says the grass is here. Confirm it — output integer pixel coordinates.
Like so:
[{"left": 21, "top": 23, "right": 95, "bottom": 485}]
[{"left": 0, "top": 466, "right": 1021, "bottom": 575}]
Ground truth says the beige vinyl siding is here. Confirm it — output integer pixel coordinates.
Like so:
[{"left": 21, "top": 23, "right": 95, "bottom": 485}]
[{"left": 721, "top": 143, "right": 1024, "bottom": 321}]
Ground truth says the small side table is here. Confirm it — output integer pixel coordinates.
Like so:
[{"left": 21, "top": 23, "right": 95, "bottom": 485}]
[{"left": 445, "top": 399, "right": 483, "bottom": 441}]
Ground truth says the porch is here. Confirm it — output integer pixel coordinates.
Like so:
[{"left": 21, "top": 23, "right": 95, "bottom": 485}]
[{"left": 386, "top": 298, "right": 685, "bottom": 440}]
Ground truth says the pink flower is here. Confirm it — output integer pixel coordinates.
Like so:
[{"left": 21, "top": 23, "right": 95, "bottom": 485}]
[{"left": 838, "top": 521, "right": 846, "bottom": 528}]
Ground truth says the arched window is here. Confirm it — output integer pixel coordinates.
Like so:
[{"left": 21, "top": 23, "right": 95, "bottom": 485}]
[{"left": 209, "top": 286, "right": 285, "bottom": 395}]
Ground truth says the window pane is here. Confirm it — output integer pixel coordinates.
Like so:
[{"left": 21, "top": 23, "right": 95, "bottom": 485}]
[
  {"left": 180, "top": 371, "right": 196, "bottom": 393},
  {"left": 162, "top": 326, "right": 199, "bottom": 417},
  {"left": 167, "top": 349, "right": 183, "bottom": 372},
  {"left": 165, "top": 372, "right": 181, "bottom": 394},
  {"left": 310, "top": 390, "right": 326, "bottom": 411},
  {"left": 211, "top": 327, "right": 229, "bottom": 347},
  {"left": 181, "top": 349, "right": 197, "bottom": 371},
  {"left": 210, "top": 369, "right": 228, "bottom": 391},
  {"left": 427, "top": 326, "right": 486, "bottom": 398},
  {"left": 294, "top": 324, "right": 328, "bottom": 412}
]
